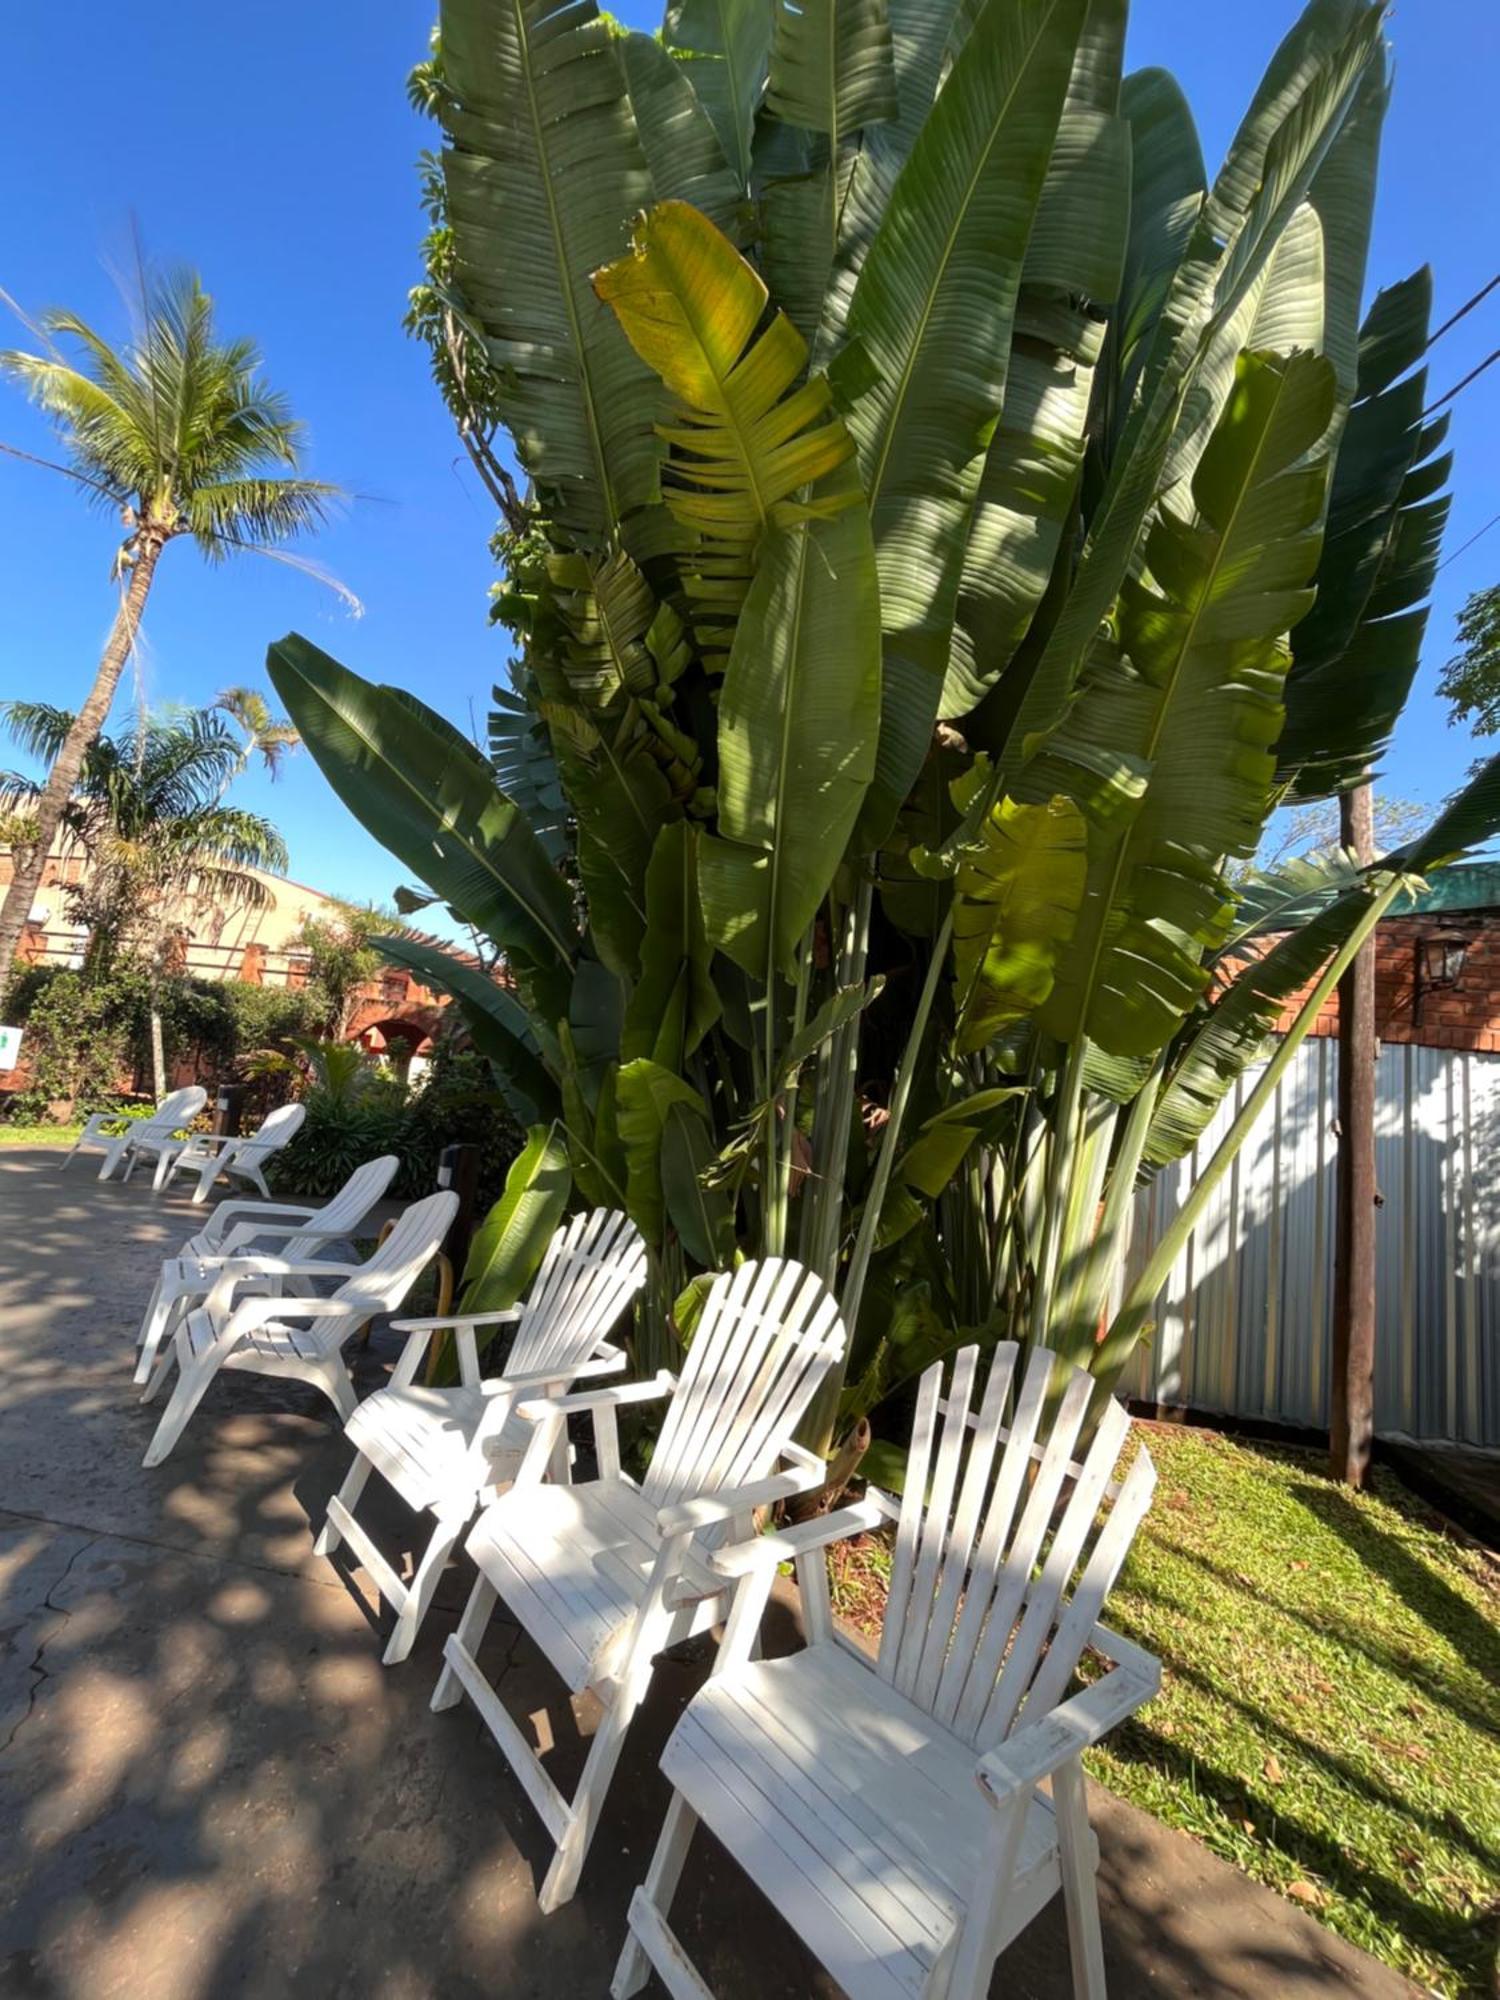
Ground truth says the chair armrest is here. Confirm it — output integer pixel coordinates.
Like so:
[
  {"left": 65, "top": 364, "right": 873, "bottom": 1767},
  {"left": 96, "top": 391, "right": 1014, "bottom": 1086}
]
[
  {"left": 216, "top": 1292, "right": 363, "bottom": 1342},
  {"left": 213, "top": 1200, "right": 319, "bottom": 1226},
  {"left": 480, "top": 1345, "right": 626, "bottom": 1396},
  {"left": 974, "top": 1653, "right": 1161, "bottom": 1805},
  {"left": 711, "top": 1494, "right": 893, "bottom": 1576},
  {"left": 77, "top": 1111, "right": 116, "bottom": 1140},
  {"left": 217, "top": 1220, "right": 352, "bottom": 1255},
  {"left": 515, "top": 1370, "right": 676, "bottom": 1422},
  {"left": 389, "top": 1307, "right": 522, "bottom": 1334},
  {"left": 202, "top": 1261, "right": 362, "bottom": 1320},
  {"left": 656, "top": 1449, "right": 830, "bottom": 1538}
]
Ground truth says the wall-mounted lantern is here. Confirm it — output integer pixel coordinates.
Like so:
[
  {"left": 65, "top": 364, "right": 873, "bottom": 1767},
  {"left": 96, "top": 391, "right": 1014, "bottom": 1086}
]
[{"left": 1413, "top": 931, "right": 1473, "bottom": 1024}]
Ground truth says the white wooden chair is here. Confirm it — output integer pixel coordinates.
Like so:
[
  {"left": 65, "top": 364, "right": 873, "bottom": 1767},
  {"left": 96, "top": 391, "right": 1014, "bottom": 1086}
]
[
  {"left": 138, "top": 1188, "right": 459, "bottom": 1469},
  {"left": 614, "top": 1342, "right": 1160, "bottom": 2000},
  {"left": 63, "top": 1085, "right": 208, "bottom": 1182},
  {"left": 132, "top": 1154, "right": 401, "bottom": 1387},
  {"left": 315, "top": 1207, "right": 649, "bottom": 1667},
  {"left": 432, "top": 1255, "right": 847, "bottom": 1913},
  {"left": 151, "top": 1100, "right": 307, "bottom": 1202}
]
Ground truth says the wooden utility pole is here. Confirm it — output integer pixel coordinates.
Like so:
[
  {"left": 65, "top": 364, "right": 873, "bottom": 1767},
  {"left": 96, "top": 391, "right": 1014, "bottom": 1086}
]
[{"left": 1330, "top": 784, "right": 1377, "bottom": 1485}]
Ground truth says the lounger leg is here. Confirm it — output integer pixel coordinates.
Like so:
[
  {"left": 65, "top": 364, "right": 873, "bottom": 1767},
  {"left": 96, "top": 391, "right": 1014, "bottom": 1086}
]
[
  {"left": 314, "top": 1454, "right": 374, "bottom": 1556},
  {"left": 1054, "top": 1756, "right": 1107, "bottom": 2000},
  {"left": 135, "top": 1275, "right": 164, "bottom": 1352},
  {"left": 134, "top": 1283, "right": 185, "bottom": 1387},
  {"left": 432, "top": 1574, "right": 499, "bottom": 1711},
  {"left": 142, "top": 1357, "right": 221, "bottom": 1468},
  {"left": 382, "top": 1512, "right": 467, "bottom": 1666},
  {"left": 151, "top": 1150, "right": 173, "bottom": 1193},
  {"left": 540, "top": 1684, "right": 639, "bottom": 1914},
  {"left": 192, "top": 1160, "right": 218, "bottom": 1204},
  {"left": 611, "top": 1791, "right": 700, "bottom": 1998},
  {"left": 246, "top": 1164, "right": 271, "bottom": 1199},
  {"left": 98, "top": 1142, "right": 124, "bottom": 1182}
]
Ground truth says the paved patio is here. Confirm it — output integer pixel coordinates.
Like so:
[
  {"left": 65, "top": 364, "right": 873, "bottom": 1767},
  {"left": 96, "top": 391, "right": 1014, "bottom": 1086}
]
[{"left": 0, "top": 1146, "right": 1421, "bottom": 1998}]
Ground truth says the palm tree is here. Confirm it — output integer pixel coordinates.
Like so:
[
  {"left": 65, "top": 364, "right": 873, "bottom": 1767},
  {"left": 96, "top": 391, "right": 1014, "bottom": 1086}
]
[
  {"left": 0, "top": 270, "right": 342, "bottom": 996},
  {"left": 0, "top": 700, "right": 290, "bottom": 982},
  {"left": 214, "top": 685, "right": 301, "bottom": 784}
]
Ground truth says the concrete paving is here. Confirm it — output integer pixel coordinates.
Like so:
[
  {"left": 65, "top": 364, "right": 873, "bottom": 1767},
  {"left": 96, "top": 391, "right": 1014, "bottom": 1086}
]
[{"left": 0, "top": 1146, "right": 1422, "bottom": 1999}]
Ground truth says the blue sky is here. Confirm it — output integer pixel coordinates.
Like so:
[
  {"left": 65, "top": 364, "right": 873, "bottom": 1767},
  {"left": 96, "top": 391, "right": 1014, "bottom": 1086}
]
[{"left": 2, "top": 0, "right": 1496, "bottom": 907}]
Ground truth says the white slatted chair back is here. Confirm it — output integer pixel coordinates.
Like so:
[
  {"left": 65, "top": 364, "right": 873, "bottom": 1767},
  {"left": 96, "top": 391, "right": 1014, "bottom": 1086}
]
[
  {"left": 276, "top": 1152, "right": 400, "bottom": 1261},
  {"left": 642, "top": 1258, "right": 845, "bottom": 1512},
  {"left": 224, "top": 1101, "right": 306, "bottom": 1174},
  {"left": 141, "top": 1086, "right": 208, "bottom": 1140},
  {"left": 507, "top": 1208, "right": 648, "bottom": 1378},
  {"left": 311, "top": 1190, "right": 459, "bottom": 1351},
  {"left": 878, "top": 1343, "right": 1156, "bottom": 1752}
]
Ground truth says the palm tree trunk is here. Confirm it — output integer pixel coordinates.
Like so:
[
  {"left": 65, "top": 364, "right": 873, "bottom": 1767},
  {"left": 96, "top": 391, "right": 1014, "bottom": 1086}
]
[{"left": 0, "top": 534, "right": 164, "bottom": 1000}]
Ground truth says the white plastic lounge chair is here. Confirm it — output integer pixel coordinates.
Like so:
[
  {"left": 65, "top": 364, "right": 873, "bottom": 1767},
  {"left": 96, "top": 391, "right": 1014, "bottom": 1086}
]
[
  {"left": 316, "top": 1207, "right": 648, "bottom": 1666},
  {"left": 132, "top": 1154, "right": 401, "bottom": 1387},
  {"left": 432, "top": 1255, "right": 847, "bottom": 1912},
  {"left": 613, "top": 1342, "right": 1160, "bottom": 2000},
  {"left": 63, "top": 1085, "right": 208, "bottom": 1182},
  {"left": 151, "top": 1100, "right": 307, "bottom": 1203},
  {"left": 138, "top": 1188, "right": 459, "bottom": 1469}
]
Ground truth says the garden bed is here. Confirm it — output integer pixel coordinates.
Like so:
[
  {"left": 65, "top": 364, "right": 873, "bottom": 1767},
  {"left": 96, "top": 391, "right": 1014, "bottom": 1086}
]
[{"left": 829, "top": 1423, "right": 1498, "bottom": 1998}]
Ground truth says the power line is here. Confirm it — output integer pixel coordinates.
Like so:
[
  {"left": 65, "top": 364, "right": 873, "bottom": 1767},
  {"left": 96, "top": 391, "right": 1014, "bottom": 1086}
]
[
  {"left": 1428, "top": 274, "right": 1500, "bottom": 349},
  {"left": 1423, "top": 347, "right": 1500, "bottom": 420},
  {"left": 1437, "top": 508, "right": 1500, "bottom": 574}
]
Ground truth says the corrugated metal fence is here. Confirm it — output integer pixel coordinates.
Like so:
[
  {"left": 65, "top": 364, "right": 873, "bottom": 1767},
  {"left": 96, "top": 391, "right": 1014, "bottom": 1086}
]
[{"left": 1121, "top": 1038, "right": 1500, "bottom": 1447}]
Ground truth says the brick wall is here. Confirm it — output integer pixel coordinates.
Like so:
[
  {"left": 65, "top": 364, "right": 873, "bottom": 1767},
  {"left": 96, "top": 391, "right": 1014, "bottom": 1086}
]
[{"left": 1271, "top": 912, "right": 1500, "bottom": 1054}]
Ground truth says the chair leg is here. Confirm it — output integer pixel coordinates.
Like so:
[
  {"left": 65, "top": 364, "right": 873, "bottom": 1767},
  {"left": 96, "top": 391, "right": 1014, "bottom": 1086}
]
[
  {"left": 432, "top": 1573, "right": 499, "bottom": 1711},
  {"left": 192, "top": 1160, "right": 218, "bottom": 1204},
  {"left": 142, "top": 1357, "right": 220, "bottom": 1467},
  {"left": 140, "top": 1341, "right": 179, "bottom": 1405},
  {"left": 97, "top": 1142, "right": 124, "bottom": 1182},
  {"left": 382, "top": 1513, "right": 467, "bottom": 1666},
  {"left": 612, "top": 1791, "right": 700, "bottom": 1999},
  {"left": 314, "top": 1454, "right": 374, "bottom": 1556},
  {"left": 134, "top": 1283, "right": 185, "bottom": 1387},
  {"left": 1054, "top": 1756, "right": 1108, "bottom": 2000},
  {"left": 151, "top": 1150, "right": 174, "bottom": 1193},
  {"left": 539, "top": 1683, "right": 639, "bottom": 1914},
  {"left": 246, "top": 1165, "right": 271, "bottom": 1199},
  {"left": 135, "top": 1275, "right": 164, "bottom": 1351}
]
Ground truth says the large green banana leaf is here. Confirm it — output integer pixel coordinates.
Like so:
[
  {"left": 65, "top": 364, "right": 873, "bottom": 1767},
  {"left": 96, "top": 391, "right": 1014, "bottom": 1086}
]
[
  {"left": 621, "top": 821, "right": 722, "bottom": 1069},
  {"left": 663, "top": 0, "right": 773, "bottom": 191},
  {"left": 1031, "top": 346, "right": 1337, "bottom": 1061},
  {"left": 437, "top": 0, "right": 658, "bottom": 547},
  {"left": 947, "top": 773, "right": 1088, "bottom": 1054},
  {"left": 941, "top": 0, "right": 1129, "bottom": 719},
  {"left": 831, "top": 0, "right": 1090, "bottom": 845},
  {"left": 766, "top": 0, "right": 898, "bottom": 139},
  {"left": 1001, "top": 0, "right": 1384, "bottom": 778},
  {"left": 616, "top": 1058, "right": 734, "bottom": 1262},
  {"left": 461, "top": 1121, "right": 572, "bottom": 1311},
  {"left": 1113, "top": 68, "right": 1205, "bottom": 406},
  {"left": 698, "top": 486, "right": 882, "bottom": 977},
  {"left": 1279, "top": 270, "right": 1451, "bottom": 797},
  {"left": 594, "top": 199, "right": 856, "bottom": 670},
  {"left": 267, "top": 635, "right": 578, "bottom": 1010},
  {"left": 619, "top": 30, "right": 745, "bottom": 239},
  {"left": 371, "top": 931, "right": 560, "bottom": 1125},
  {"left": 488, "top": 680, "right": 569, "bottom": 864}
]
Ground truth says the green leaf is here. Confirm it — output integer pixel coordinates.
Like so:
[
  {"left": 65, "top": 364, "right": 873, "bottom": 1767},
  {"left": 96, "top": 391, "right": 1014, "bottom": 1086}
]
[
  {"left": 832, "top": 0, "right": 1090, "bottom": 844},
  {"left": 619, "top": 30, "right": 746, "bottom": 239},
  {"left": 697, "top": 489, "right": 882, "bottom": 977},
  {"left": 767, "top": 0, "right": 898, "bottom": 137},
  {"left": 267, "top": 635, "right": 577, "bottom": 1005},
  {"left": 1390, "top": 754, "right": 1500, "bottom": 875},
  {"left": 460, "top": 1121, "right": 572, "bottom": 1312},
  {"left": 371, "top": 933, "right": 559, "bottom": 1125},
  {"left": 616, "top": 1058, "right": 733, "bottom": 1262},
  {"left": 663, "top": 0, "right": 773, "bottom": 190},
  {"left": 1114, "top": 67, "right": 1205, "bottom": 391},
  {"left": 437, "top": 0, "right": 659, "bottom": 547},
  {"left": 942, "top": 0, "right": 1129, "bottom": 719},
  {"left": 594, "top": 199, "right": 857, "bottom": 669},
  {"left": 1001, "top": 0, "right": 1385, "bottom": 778},
  {"left": 623, "top": 821, "right": 722, "bottom": 1068},
  {"left": 1031, "top": 347, "right": 1338, "bottom": 1060},
  {"left": 948, "top": 771, "right": 1089, "bottom": 1054},
  {"left": 1280, "top": 269, "right": 1451, "bottom": 797}
]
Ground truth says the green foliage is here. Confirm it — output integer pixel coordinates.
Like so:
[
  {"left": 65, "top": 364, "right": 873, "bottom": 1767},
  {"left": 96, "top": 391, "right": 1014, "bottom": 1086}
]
[
  {"left": 0, "top": 967, "right": 144, "bottom": 1120},
  {"left": 274, "top": 0, "right": 1500, "bottom": 1455},
  {"left": 1436, "top": 581, "right": 1500, "bottom": 743}
]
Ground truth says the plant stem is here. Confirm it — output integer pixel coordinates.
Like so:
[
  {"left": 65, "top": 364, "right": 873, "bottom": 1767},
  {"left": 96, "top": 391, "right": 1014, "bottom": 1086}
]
[
  {"left": 842, "top": 907, "right": 953, "bottom": 1330},
  {"left": 1029, "top": 1040, "right": 1085, "bottom": 1344},
  {"left": 1096, "top": 871, "right": 1408, "bottom": 1387}
]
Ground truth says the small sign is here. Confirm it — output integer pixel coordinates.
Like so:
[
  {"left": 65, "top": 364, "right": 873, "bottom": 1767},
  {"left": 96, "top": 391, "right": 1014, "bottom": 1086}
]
[{"left": 0, "top": 1025, "right": 22, "bottom": 1071}]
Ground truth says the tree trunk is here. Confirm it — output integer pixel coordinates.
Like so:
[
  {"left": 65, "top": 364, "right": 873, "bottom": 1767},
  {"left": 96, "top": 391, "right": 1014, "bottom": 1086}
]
[
  {"left": 1330, "top": 783, "right": 1377, "bottom": 1486},
  {"left": 0, "top": 535, "right": 164, "bottom": 1001}
]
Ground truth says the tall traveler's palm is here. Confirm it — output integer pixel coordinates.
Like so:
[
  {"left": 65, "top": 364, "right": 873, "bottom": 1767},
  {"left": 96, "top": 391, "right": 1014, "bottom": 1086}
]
[{"left": 0, "top": 271, "right": 342, "bottom": 994}]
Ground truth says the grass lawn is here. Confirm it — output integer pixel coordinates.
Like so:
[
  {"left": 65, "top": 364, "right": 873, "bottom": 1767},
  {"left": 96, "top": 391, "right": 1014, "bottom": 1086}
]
[
  {"left": 828, "top": 1423, "right": 1498, "bottom": 1998},
  {"left": 0, "top": 1121, "right": 82, "bottom": 1145}
]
